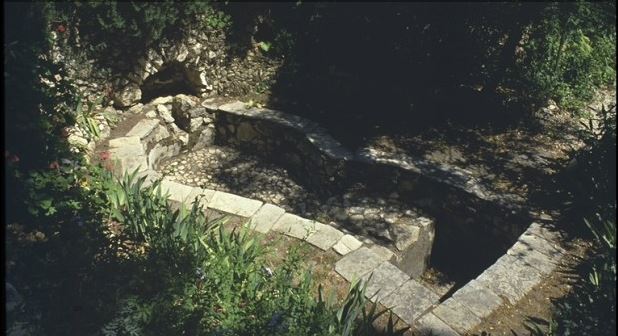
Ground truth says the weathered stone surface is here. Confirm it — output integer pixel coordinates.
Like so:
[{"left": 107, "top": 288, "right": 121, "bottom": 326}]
[
  {"left": 432, "top": 298, "right": 482, "bottom": 334},
  {"left": 151, "top": 96, "right": 174, "bottom": 105},
  {"left": 272, "top": 213, "right": 317, "bottom": 239},
  {"left": 173, "top": 94, "right": 198, "bottom": 113},
  {"left": 68, "top": 134, "right": 88, "bottom": 147},
  {"left": 157, "top": 104, "right": 175, "bottom": 123},
  {"left": 247, "top": 204, "right": 286, "bottom": 233},
  {"left": 333, "top": 234, "right": 363, "bottom": 255},
  {"left": 305, "top": 223, "right": 344, "bottom": 251},
  {"left": 393, "top": 224, "right": 420, "bottom": 251},
  {"left": 507, "top": 241, "right": 561, "bottom": 275},
  {"left": 237, "top": 122, "right": 259, "bottom": 141},
  {"left": 526, "top": 222, "right": 563, "bottom": 242},
  {"left": 208, "top": 191, "right": 263, "bottom": 217},
  {"left": 451, "top": 279, "right": 503, "bottom": 319},
  {"left": 135, "top": 169, "right": 162, "bottom": 188},
  {"left": 109, "top": 136, "right": 142, "bottom": 148},
  {"left": 368, "top": 244, "right": 395, "bottom": 261},
  {"left": 380, "top": 279, "right": 440, "bottom": 325},
  {"left": 148, "top": 142, "right": 180, "bottom": 170},
  {"left": 192, "top": 127, "right": 215, "bottom": 150},
  {"left": 159, "top": 179, "right": 196, "bottom": 203},
  {"left": 335, "top": 247, "right": 384, "bottom": 282},
  {"left": 393, "top": 217, "right": 435, "bottom": 279},
  {"left": 126, "top": 119, "right": 160, "bottom": 140},
  {"left": 113, "top": 84, "right": 141, "bottom": 108},
  {"left": 109, "top": 140, "right": 148, "bottom": 175},
  {"left": 517, "top": 230, "right": 566, "bottom": 259},
  {"left": 414, "top": 313, "right": 462, "bottom": 336},
  {"left": 360, "top": 261, "right": 410, "bottom": 302},
  {"left": 475, "top": 254, "right": 544, "bottom": 305},
  {"left": 185, "top": 187, "right": 216, "bottom": 207}
]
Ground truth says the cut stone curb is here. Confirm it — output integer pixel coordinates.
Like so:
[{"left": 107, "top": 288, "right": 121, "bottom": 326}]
[
  {"left": 185, "top": 187, "right": 216, "bottom": 207},
  {"left": 451, "top": 279, "right": 503, "bottom": 320},
  {"left": 360, "top": 261, "right": 410, "bottom": 302},
  {"left": 159, "top": 179, "right": 196, "bottom": 204},
  {"left": 432, "top": 298, "right": 482, "bottom": 334},
  {"left": 208, "top": 191, "right": 263, "bottom": 217},
  {"left": 335, "top": 247, "right": 383, "bottom": 282},
  {"left": 246, "top": 204, "right": 286, "bottom": 234},
  {"left": 333, "top": 234, "right": 363, "bottom": 255},
  {"left": 272, "top": 213, "right": 317, "bottom": 240},
  {"left": 475, "top": 254, "right": 544, "bottom": 305},
  {"left": 507, "top": 241, "right": 561, "bottom": 275},
  {"left": 380, "top": 278, "right": 440, "bottom": 325},
  {"left": 517, "top": 230, "right": 566, "bottom": 259},
  {"left": 305, "top": 223, "right": 344, "bottom": 251},
  {"left": 414, "top": 313, "right": 461, "bottom": 336},
  {"left": 368, "top": 244, "right": 395, "bottom": 261},
  {"left": 109, "top": 136, "right": 142, "bottom": 148},
  {"left": 126, "top": 118, "right": 160, "bottom": 140},
  {"left": 109, "top": 141, "right": 148, "bottom": 175}
]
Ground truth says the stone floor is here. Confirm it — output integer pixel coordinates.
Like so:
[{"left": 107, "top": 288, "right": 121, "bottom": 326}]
[{"left": 158, "top": 145, "right": 429, "bottom": 245}]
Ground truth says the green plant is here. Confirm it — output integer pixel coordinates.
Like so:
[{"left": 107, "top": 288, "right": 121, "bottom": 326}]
[{"left": 75, "top": 96, "right": 103, "bottom": 141}]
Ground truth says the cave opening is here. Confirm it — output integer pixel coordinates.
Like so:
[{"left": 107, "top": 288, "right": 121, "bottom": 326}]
[{"left": 140, "top": 62, "right": 200, "bottom": 103}]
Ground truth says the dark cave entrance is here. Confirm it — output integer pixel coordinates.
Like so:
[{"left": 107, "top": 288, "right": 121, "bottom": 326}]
[{"left": 140, "top": 61, "right": 200, "bottom": 103}]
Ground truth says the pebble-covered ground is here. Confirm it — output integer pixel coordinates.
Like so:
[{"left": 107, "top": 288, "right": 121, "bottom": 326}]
[{"left": 158, "top": 145, "right": 427, "bottom": 243}]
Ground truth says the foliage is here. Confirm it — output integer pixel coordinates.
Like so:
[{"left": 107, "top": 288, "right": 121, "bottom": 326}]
[
  {"left": 99, "top": 170, "right": 407, "bottom": 335},
  {"left": 51, "top": 1, "right": 215, "bottom": 72},
  {"left": 75, "top": 96, "right": 103, "bottom": 142},
  {"left": 547, "top": 215, "right": 616, "bottom": 336},
  {"left": 4, "top": 2, "right": 79, "bottom": 171},
  {"left": 517, "top": 2, "right": 616, "bottom": 113}
]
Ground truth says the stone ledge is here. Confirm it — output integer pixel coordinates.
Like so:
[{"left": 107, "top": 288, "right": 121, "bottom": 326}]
[
  {"left": 272, "top": 213, "right": 317, "bottom": 239},
  {"left": 305, "top": 222, "right": 344, "bottom": 251},
  {"left": 207, "top": 191, "right": 263, "bottom": 217},
  {"left": 432, "top": 298, "right": 482, "bottom": 335},
  {"left": 335, "top": 247, "right": 383, "bottom": 282},
  {"left": 379, "top": 278, "right": 440, "bottom": 325},
  {"left": 246, "top": 203, "right": 286, "bottom": 234}
]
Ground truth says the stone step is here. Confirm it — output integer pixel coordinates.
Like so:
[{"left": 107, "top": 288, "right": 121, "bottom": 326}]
[{"left": 379, "top": 278, "right": 441, "bottom": 325}]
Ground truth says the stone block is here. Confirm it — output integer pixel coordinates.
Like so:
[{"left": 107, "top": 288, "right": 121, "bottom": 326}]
[
  {"left": 432, "top": 298, "right": 482, "bottom": 334},
  {"left": 475, "top": 254, "right": 544, "bottom": 305},
  {"left": 414, "top": 313, "right": 461, "bottom": 336},
  {"left": 507, "top": 241, "right": 561, "bottom": 275},
  {"left": 333, "top": 235, "right": 363, "bottom": 255},
  {"left": 109, "top": 136, "right": 141, "bottom": 148},
  {"left": 451, "top": 279, "right": 503, "bottom": 319},
  {"left": 272, "top": 213, "right": 317, "bottom": 239},
  {"left": 379, "top": 279, "right": 440, "bottom": 325},
  {"left": 305, "top": 223, "right": 344, "bottom": 251},
  {"left": 247, "top": 204, "right": 286, "bottom": 233},
  {"left": 360, "top": 261, "right": 410, "bottom": 302},
  {"left": 184, "top": 187, "right": 216, "bottom": 209},
  {"left": 368, "top": 244, "right": 396, "bottom": 261},
  {"left": 159, "top": 179, "right": 196, "bottom": 204},
  {"left": 517, "top": 230, "right": 566, "bottom": 259},
  {"left": 207, "top": 191, "right": 263, "bottom": 217},
  {"left": 392, "top": 217, "right": 435, "bottom": 279},
  {"left": 335, "top": 247, "right": 384, "bottom": 282},
  {"left": 126, "top": 119, "right": 160, "bottom": 140},
  {"left": 109, "top": 141, "right": 148, "bottom": 176}
]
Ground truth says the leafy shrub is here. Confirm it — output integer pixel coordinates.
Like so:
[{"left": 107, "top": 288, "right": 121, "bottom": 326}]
[
  {"left": 517, "top": 2, "right": 616, "bottom": 113},
  {"left": 101, "top": 170, "right": 408, "bottom": 335},
  {"left": 52, "top": 1, "right": 215, "bottom": 73},
  {"left": 548, "top": 215, "right": 616, "bottom": 335}
]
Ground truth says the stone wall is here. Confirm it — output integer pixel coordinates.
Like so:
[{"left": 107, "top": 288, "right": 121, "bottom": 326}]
[{"left": 52, "top": 23, "right": 282, "bottom": 109}]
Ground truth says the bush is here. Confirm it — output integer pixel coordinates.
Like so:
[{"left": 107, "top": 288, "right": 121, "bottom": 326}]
[
  {"left": 51, "top": 1, "right": 216, "bottom": 73},
  {"left": 516, "top": 2, "right": 616, "bottom": 113}
]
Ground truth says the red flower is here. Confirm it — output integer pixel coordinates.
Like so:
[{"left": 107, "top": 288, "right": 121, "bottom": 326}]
[
  {"left": 49, "top": 161, "right": 60, "bottom": 169},
  {"left": 99, "top": 151, "right": 111, "bottom": 161},
  {"left": 57, "top": 24, "right": 66, "bottom": 34}
]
